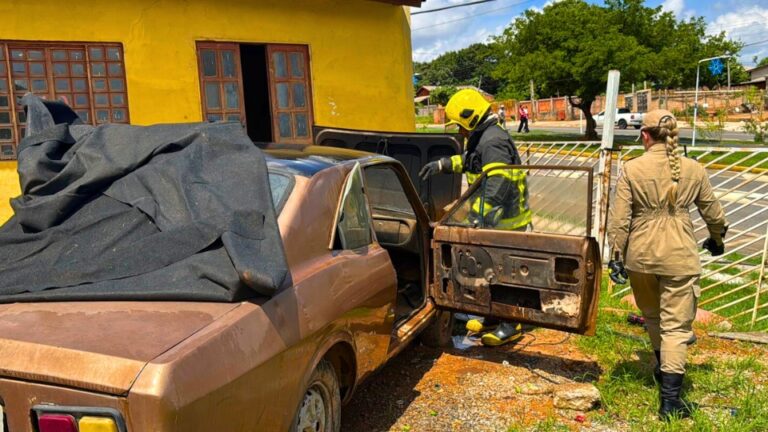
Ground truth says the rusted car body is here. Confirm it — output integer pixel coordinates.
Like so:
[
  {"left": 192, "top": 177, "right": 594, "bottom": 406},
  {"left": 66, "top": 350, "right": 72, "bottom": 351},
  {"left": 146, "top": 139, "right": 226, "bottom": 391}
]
[{"left": 0, "top": 131, "right": 600, "bottom": 431}]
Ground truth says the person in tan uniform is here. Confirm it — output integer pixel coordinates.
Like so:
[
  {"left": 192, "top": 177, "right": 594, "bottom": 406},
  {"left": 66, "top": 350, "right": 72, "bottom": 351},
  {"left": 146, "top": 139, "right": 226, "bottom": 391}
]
[{"left": 607, "top": 109, "right": 727, "bottom": 420}]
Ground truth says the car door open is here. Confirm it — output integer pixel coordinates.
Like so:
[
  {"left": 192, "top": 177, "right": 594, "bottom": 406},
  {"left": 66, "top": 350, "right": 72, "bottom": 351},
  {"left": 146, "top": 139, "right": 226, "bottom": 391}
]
[{"left": 431, "top": 165, "right": 601, "bottom": 335}]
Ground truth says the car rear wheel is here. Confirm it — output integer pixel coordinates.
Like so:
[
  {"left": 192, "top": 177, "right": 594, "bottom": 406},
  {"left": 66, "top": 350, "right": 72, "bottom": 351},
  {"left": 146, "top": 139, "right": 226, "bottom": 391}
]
[
  {"left": 634, "top": 125, "right": 641, "bottom": 129},
  {"left": 618, "top": 119, "right": 628, "bottom": 129},
  {"left": 292, "top": 359, "right": 341, "bottom": 432}
]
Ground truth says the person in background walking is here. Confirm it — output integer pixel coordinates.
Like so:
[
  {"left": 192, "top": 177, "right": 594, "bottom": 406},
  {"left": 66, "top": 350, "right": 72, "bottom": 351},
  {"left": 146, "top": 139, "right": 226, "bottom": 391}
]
[
  {"left": 517, "top": 105, "right": 529, "bottom": 133},
  {"left": 498, "top": 104, "right": 507, "bottom": 130},
  {"left": 607, "top": 109, "right": 727, "bottom": 420}
]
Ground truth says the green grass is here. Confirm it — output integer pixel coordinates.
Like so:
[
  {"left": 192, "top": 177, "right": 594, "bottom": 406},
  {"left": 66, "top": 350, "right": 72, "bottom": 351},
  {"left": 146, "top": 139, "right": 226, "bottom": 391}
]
[{"left": 572, "top": 279, "right": 768, "bottom": 431}]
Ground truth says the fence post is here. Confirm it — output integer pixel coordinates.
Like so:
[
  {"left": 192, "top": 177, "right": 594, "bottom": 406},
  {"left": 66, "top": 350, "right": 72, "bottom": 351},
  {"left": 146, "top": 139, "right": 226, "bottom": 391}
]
[
  {"left": 752, "top": 223, "right": 768, "bottom": 327},
  {"left": 596, "top": 70, "right": 620, "bottom": 272}
]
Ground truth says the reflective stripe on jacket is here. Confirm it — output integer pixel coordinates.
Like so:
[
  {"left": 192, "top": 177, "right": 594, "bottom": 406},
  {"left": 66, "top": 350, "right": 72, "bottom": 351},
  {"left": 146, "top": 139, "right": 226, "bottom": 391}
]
[{"left": 448, "top": 121, "right": 531, "bottom": 230}]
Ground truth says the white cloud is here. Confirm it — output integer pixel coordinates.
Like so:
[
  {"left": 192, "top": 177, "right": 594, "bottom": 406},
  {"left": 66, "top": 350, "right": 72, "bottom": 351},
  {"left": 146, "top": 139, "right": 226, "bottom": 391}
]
[
  {"left": 662, "top": 0, "right": 685, "bottom": 17},
  {"left": 708, "top": 5, "right": 768, "bottom": 65},
  {"left": 410, "top": 0, "right": 511, "bottom": 63}
]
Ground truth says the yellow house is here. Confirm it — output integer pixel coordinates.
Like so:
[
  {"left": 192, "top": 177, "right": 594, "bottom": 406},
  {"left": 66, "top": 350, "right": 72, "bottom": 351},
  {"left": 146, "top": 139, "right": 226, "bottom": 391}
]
[{"left": 0, "top": 0, "right": 423, "bottom": 222}]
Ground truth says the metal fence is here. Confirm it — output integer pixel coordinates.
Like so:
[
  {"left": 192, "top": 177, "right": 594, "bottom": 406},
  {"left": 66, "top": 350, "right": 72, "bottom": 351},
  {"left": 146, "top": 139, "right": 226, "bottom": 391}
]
[{"left": 518, "top": 141, "right": 768, "bottom": 330}]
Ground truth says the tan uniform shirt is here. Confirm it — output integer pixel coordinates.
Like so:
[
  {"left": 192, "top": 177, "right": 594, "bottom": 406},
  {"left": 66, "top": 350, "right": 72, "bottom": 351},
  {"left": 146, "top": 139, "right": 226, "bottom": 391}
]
[{"left": 608, "top": 144, "right": 727, "bottom": 276}]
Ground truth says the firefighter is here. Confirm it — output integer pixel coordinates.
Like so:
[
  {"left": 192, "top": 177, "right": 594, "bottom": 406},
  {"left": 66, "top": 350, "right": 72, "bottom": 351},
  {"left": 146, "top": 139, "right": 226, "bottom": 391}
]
[
  {"left": 607, "top": 109, "right": 727, "bottom": 420},
  {"left": 419, "top": 88, "right": 532, "bottom": 346}
]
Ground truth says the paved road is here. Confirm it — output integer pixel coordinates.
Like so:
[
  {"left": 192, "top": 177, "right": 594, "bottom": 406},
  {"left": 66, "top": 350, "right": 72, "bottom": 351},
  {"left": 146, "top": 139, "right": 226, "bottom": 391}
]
[{"left": 531, "top": 126, "right": 754, "bottom": 143}]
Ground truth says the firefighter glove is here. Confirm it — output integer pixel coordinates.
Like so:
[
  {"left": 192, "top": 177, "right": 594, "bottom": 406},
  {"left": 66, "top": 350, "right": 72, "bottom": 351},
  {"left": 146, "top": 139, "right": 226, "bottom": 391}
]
[
  {"left": 702, "top": 237, "right": 725, "bottom": 256},
  {"left": 608, "top": 259, "right": 629, "bottom": 285},
  {"left": 418, "top": 157, "right": 453, "bottom": 181}
]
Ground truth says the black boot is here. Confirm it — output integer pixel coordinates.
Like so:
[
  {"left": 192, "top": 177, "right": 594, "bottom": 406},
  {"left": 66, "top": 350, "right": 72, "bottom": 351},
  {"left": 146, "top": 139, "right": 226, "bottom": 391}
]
[
  {"left": 659, "top": 372, "right": 694, "bottom": 420},
  {"left": 653, "top": 351, "right": 661, "bottom": 383}
]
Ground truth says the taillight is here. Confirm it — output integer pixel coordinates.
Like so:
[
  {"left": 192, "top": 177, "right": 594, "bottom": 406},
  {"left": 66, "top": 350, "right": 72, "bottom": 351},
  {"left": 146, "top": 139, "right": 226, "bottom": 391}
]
[
  {"left": 34, "top": 406, "right": 124, "bottom": 432},
  {"left": 38, "top": 414, "right": 77, "bottom": 432},
  {"left": 631, "top": 114, "right": 635, "bottom": 119}
]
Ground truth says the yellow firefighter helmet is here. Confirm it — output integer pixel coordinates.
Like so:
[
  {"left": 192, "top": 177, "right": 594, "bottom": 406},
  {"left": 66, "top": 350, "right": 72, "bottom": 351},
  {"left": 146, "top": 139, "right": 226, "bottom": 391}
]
[{"left": 444, "top": 88, "right": 491, "bottom": 131}]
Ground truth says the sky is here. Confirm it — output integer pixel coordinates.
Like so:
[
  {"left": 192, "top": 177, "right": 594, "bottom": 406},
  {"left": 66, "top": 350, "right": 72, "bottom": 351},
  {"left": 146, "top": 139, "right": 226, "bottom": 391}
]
[{"left": 410, "top": 0, "right": 768, "bottom": 68}]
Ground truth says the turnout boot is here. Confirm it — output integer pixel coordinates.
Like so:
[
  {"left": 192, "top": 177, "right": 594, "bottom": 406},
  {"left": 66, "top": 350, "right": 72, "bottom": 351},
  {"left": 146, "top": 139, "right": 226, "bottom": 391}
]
[
  {"left": 659, "top": 372, "right": 695, "bottom": 420},
  {"left": 481, "top": 322, "right": 523, "bottom": 346}
]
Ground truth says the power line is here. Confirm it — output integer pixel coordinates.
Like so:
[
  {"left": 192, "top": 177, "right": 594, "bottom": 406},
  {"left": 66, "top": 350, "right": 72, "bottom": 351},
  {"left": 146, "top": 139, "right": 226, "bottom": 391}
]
[
  {"left": 412, "top": 0, "right": 539, "bottom": 32},
  {"left": 742, "top": 38, "right": 768, "bottom": 48},
  {"left": 411, "top": 0, "right": 497, "bottom": 15}
]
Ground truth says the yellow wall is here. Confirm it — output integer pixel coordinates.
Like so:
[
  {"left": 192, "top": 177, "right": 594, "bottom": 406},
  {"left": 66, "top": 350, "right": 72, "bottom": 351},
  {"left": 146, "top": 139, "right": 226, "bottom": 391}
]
[{"left": 0, "top": 0, "right": 417, "bottom": 222}]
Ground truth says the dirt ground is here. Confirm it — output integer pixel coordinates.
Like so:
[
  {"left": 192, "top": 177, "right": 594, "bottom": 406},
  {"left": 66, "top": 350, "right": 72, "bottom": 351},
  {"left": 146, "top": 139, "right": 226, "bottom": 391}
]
[{"left": 342, "top": 328, "right": 606, "bottom": 432}]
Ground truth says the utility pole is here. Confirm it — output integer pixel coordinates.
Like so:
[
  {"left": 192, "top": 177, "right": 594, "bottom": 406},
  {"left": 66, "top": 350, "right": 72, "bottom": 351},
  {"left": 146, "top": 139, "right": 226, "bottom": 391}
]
[{"left": 596, "top": 70, "right": 620, "bottom": 258}]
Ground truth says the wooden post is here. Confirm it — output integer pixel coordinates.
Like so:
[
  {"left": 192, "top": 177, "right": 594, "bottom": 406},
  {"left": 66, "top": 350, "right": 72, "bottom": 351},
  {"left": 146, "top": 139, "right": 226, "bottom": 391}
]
[
  {"left": 530, "top": 79, "right": 536, "bottom": 122},
  {"left": 596, "top": 70, "right": 620, "bottom": 261}
]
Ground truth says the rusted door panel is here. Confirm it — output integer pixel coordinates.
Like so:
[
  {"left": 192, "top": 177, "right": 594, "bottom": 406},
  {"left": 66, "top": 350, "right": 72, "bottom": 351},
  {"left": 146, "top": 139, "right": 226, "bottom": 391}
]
[{"left": 431, "top": 226, "right": 600, "bottom": 335}]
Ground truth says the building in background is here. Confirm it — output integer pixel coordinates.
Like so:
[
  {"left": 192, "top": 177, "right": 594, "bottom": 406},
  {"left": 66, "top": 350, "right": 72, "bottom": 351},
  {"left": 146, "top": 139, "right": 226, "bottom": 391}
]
[{"left": 0, "top": 0, "right": 424, "bottom": 221}]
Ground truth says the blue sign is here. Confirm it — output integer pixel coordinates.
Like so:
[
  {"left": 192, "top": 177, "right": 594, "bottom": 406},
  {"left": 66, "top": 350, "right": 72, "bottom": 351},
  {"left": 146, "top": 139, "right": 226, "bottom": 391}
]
[{"left": 709, "top": 58, "right": 724, "bottom": 76}]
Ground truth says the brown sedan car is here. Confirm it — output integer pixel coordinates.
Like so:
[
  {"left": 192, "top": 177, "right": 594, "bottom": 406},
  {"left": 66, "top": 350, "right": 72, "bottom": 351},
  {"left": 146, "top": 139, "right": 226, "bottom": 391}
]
[{"left": 0, "top": 130, "right": 600, "bottom": 432}]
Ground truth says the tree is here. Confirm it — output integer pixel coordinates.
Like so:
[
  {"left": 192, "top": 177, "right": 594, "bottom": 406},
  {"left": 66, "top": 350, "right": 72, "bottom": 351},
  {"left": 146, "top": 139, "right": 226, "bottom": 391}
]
[
  {"left": 429, "top": 86, "right": 459, "bottom": 106},
  {"left": 414, "top": 43, "right": 502, "bottom": 95},
  {"left": 756, "top": 57, "right": 768, "bottom": 68},
  {"left": 492, "top": 0, "right": 743, "bottom": 139}
]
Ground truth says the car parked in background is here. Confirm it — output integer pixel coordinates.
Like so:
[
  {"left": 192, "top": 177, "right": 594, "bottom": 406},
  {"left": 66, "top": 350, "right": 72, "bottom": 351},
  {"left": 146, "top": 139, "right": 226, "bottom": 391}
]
[
  {"left": 594, "top": 108, "right": 644, "bottom": 129},
  {"left": 0, "top": 130, "right": 601, "bottom": 432}
]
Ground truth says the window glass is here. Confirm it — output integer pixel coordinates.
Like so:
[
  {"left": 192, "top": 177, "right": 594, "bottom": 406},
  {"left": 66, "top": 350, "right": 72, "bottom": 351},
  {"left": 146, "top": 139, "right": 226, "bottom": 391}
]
[
  {"left": 109, "top": 78, "right": 124, "bottom": 91},
  {"left": 205, "top": 83, "right": 221, "bottom": 109},
  {"left": 443, "top": 166, "right": 591, "bottom": 236},
  {"left": 51, "top": 50, "right": 67, "bottom": 60},
  {"left": 89, "top": 47, "right": 104, "bottom": 60},
  {"left": 107, "top": 62, "right": 122, "bottom": 76},
  {"left": 0, "top": 112, "right": 9, "bottom": 123},
  {"left": 71, "top": 63, "right": 86, "bottom": 76},
  {"left": 289, "top": 52, "right": 304, "bottom": 78},
  {"left": 364, "top": 165, "right": 415, "bottom": 217},
  {"left": 73, "top": 78, "right": 87, "bottom": 91},
  {"left": 106, "top": 47, "right": 121, "bottom": 61},
  {"left": 0, "top": 80, "right": 6, "bottom": 92},
  {"left": 29, "top": 63, "right": 45, "bottom": 76},
  {"left": 336, "top": 164, "right": 373, "bottom": 250},
  {"left": 268, "top": 172, "right": 292, "bottom": 213},
  {"left": 278, "top": 113, "right": 292, "bottom": 137},
  {"left": 224, "top": 82, "right": 239, "bottom": 109},
  {"left": 91, "top": 62, "right": 106, "bottom": 76},
  {"left": 112, "top": 109, "right": 126, "bottom": 121},
  {"left": 28, "top": 50, "right": 43, "bottom": 60},
  {"left": 110, "top": 94, "right": 125, "bottom": 106},
  {"left": 70, "top": 50, "right": 85, "bottom": 61},
  {"left": 12, "top": 63, "right": 25, "bottom": 74},
  {"left": 0, "top": 96, "right": 8, "bottom": 107},
  {"left": 221, "top": 51, "right": 236, "bottom": 77},
  {"left": 276, "top": 83, "right": 289, "bottom": 108},
  {"left": 0, "top": 129, "right": 12, "bottom": 140},
  {"left": 295, "top": 113, "right": 308, "bottom": 137},
  {"left": 201, "top": 50, "right": 217, "bottom": 77},
  {"left": 31, "top": 79, "right": 47, "bottom": 91},
  {"left": 96, "top": 109, "right": 109, "bottom": 122},
  {"left": 14, "top": 79, "right": 28, "bottom": 91},
  {"left": 53, "top": 63, "right": 68, "bottom": 76},
  {"left": 273, "top": 52, "right": 287, "bottom": 78},
  {"left": 292, "top": 83, "right": 306, "bottom": 108}
]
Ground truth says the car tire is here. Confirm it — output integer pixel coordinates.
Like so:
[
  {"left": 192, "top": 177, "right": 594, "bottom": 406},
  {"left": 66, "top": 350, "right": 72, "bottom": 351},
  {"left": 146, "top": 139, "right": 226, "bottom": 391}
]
[
  {"left": 618, "top": 119, "right": 628, "bottom": 129},
  {"left": 291, "top": 359, "right": 341, "bottom": 432},
  {"left": 419, "top": 309, "right": 455, "bottom": 348},
  {"left": 634, "top": 125, "right": 641, "bottom": 129}
]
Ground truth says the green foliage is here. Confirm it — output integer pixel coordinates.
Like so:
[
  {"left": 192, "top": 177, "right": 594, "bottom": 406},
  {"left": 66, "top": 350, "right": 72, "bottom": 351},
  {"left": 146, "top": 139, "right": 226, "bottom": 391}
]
[
  {"left": 756, "top": 57, "right": 768, "bottom": 68},
  {"left": 429, "top": 86, "right": 458, "bottom": 106},
  {"left": 742, "top": 119, "right": 768, "bottom": 143},
  {"left": 492, "top": 0, "right": 743, "bottom": 137},
  {"left": 414, "top": 43, "right": 502, "bottom": 95}
]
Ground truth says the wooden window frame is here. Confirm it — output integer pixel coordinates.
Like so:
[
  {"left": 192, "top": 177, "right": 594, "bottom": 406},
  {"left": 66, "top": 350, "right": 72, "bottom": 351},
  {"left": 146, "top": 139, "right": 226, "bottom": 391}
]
[
  {"left": 0, "top": 41, "right": 130, "bottom": 160},
  {"left": 196, "top": 42, "right": 247, "bottom": 126},
  {"left": 267, "top": 45, "right": 314, "bottom": 145}
]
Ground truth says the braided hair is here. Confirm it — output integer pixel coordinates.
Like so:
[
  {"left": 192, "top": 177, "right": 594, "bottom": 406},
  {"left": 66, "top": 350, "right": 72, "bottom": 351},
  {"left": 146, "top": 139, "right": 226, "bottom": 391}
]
[{"left": 645, "top": 115, "right": 680, "bottom": 206}]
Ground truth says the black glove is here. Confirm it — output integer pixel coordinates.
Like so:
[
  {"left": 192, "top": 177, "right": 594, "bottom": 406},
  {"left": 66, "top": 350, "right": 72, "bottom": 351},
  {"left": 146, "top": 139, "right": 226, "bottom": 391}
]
[
  {"left": 418, "top": 157, "right": 452, "bottom": 181},
  {"left": 702, "top": 237, "right": 725, "bottom": 256},
  {"left": 703, "top": 225, "right": 727, "bottom": 256},
  {"left": 608, "top": 259, "right": 629, "bottom": 285}
]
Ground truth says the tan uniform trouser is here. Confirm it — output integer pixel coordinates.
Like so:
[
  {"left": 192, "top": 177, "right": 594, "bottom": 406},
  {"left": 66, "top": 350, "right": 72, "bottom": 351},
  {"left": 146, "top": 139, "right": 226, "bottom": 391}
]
[{"left": 627, "top": 271, "right": 700, "bottom": 374}]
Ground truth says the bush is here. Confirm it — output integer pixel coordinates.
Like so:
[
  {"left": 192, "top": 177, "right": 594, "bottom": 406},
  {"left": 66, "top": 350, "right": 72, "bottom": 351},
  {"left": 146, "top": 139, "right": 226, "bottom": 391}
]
[{"left": 742, "top": 119, "right": 768, "bottom": 143}]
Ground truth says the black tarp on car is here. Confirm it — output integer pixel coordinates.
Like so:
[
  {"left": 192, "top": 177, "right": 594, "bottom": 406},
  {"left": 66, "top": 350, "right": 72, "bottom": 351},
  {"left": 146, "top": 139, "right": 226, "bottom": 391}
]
[{"left": 0, "top": 95, "right": 289, "bottom": 302}]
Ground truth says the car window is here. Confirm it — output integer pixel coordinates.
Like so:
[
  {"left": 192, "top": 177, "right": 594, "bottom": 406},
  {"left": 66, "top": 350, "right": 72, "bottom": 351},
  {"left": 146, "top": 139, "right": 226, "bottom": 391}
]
[
  {"left": 334, "top": 164, "right": 373, "bottom": 250},
  {"left": 443, "top": 166, "right": 593, "bottom": 237},
  {"left": 363, "top": 165, "right": 416, "bottom": 217},
  {"left": 268, "top": 172, "right": 293, "bottom": 214},
  {"left": 618, "top": 108, "right": 630, "bottom": 114}
]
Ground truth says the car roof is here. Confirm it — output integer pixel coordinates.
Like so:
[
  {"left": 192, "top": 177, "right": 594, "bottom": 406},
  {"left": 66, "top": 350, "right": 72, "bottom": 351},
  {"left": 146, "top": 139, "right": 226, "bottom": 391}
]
[{"left": 260, "top": 143, "right": 392, "bottom": 177}]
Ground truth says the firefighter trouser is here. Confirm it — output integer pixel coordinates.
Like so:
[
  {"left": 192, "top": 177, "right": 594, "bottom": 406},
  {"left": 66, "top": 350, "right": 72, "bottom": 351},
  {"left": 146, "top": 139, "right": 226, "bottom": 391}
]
[{"left": 627, "top": 271, "right": 700, "bottom": 374}]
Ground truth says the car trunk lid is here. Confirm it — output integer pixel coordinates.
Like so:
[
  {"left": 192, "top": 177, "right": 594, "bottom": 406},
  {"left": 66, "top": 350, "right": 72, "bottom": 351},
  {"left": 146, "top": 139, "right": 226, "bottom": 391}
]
[{"left": 0, "top": 301, "right": 238, "bottom": 395}]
